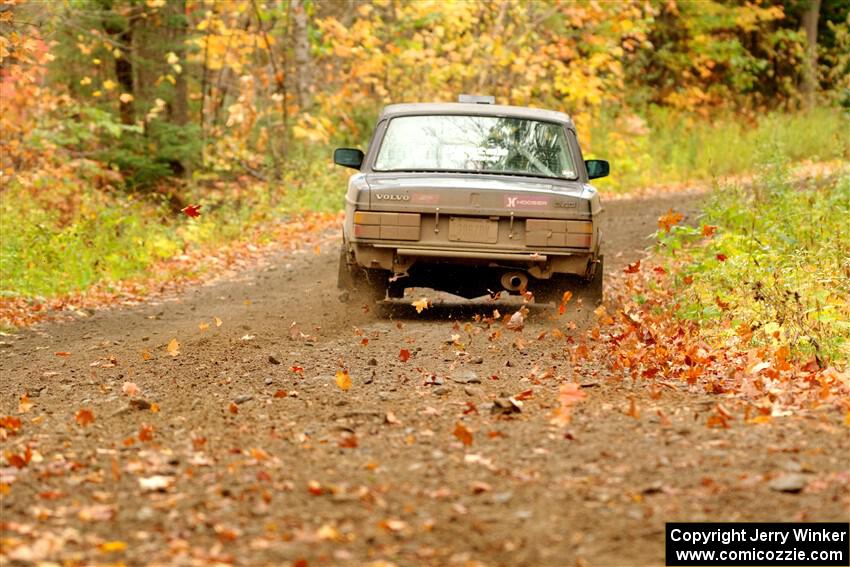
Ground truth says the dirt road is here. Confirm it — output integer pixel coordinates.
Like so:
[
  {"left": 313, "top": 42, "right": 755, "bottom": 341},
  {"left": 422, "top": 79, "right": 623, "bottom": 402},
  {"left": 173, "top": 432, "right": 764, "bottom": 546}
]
[{"left": 2, "top": 193, "right": 848, "bottom": 566}]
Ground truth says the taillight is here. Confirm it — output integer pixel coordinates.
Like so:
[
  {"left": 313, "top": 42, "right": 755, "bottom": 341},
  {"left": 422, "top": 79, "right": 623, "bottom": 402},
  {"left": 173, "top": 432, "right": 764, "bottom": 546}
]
[
  {"left": 353, "top": 211, "right": 421, "bottom": 241},
  {"left": 525, "top": 219, "right": 593, "bottom": 248}
]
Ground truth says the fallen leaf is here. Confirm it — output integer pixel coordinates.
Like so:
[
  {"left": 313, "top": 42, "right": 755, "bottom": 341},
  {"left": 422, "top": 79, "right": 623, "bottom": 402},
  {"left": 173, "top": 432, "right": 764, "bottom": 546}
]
[
  {"left": 75, "top": 408, "right": 95, "bottom": 427},
  {"left": 228, "top": 402, "right": 238, "bottom": 415},
  {"left": 624, "top": 260, "right": 641, "bottom": 273},
  {"left": 385, "top": 411, "right": 401, "bottom": 425},
  {"left": 399, "top": 349, "right": 410, "bottom": 362},
  {"left": 141, "top": 349, "right": 152, "bottom": 361},
  {"left": 702, "top": 224, "right": 717, "bottom": 237},
  {"left": 453, "top": 422, "right": 473, "bottom": 446},
  {"left": 716, "top": 253, "right": 728, "bottom": 262},
  {"left": 198, "top": 322, "right": 209, "bottom": 331},
  {"left": 273, "top": 390, "right": 288, "bottom": 398},
  {"left": 335, "top": 370, "right": 352, "bottom": 391},
  {"left": 122, "top": 382, "right": 139, "bottom": 397},
  {"left": 55, "top": 351, "right": 71, "bottom": 357},
  {"left": 0, "top": 416, "right": 22, "bottom": 434},
  {"left": 506, "top": 308, "right": 527, "bottom": 331},
  {"left": 214, "top": 317, "right": 223, "bottom": 327},
  {"left": 99, "top": 541, "right": 127, "bottom": 553},
  {"left": 166, "top": 338, "right": 180, "bottom": 357},
  {"left": 138, "top": 424, "right": 154, "bottom": 442},
  {"left": 307, "top": 480, "right": 324, "bottom": 495},
  {"left": 338, "top": 433, "right": 358, "bottom": 448},
  {"left": 379, "top": 519, "right": 408, "bottom": 532},
  {"left": 658, "top": 208, "right": 684, "bottom": 232},
  {"left": 138, "top": 475, "right": 173, "bottom": 491}
]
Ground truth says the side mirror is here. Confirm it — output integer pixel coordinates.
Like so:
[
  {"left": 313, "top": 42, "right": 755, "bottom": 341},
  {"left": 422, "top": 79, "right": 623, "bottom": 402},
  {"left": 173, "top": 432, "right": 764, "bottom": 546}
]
[
  {"left": 334, "top": 148, "right": 364, "bottom": 169},
  {"left": 585, "top": 159, "right": 610, "bottom": 180}
]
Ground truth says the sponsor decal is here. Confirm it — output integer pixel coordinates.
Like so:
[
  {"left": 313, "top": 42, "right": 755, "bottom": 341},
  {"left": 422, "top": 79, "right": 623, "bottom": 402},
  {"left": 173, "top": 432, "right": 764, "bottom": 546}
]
[
  {"left": 554, "top": 200, "right": 577, "bottom": 208},
  {"left": 411, "top": 193, "right": 440, "bottom": 205},
  {"left": 375, "top": 193, "right": 410, "bottom": 201},
  {"left": 504, "top": 195, "right": 550, "bottom": 209}
]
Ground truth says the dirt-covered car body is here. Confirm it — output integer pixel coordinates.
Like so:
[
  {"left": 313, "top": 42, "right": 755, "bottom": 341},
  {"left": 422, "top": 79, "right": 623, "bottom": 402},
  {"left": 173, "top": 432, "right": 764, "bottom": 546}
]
[{"left": 335, "top": 98, "right": 607, "bottom": 304}]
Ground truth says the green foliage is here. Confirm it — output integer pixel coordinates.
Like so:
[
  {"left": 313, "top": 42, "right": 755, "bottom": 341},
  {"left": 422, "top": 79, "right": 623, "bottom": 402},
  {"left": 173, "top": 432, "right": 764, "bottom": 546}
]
[
  {"left": 588, "top": 106, "right": 850, "bottom": 193},
  {"left": 657, "top": 162, "right": 850, "bottom": 362}
]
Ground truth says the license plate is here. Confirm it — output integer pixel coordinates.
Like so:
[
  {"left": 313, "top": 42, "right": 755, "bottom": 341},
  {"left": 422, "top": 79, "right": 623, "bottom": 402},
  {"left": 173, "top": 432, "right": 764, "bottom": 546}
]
[{"left": 448, "top": 217, "right": 498, "bottom": 243}]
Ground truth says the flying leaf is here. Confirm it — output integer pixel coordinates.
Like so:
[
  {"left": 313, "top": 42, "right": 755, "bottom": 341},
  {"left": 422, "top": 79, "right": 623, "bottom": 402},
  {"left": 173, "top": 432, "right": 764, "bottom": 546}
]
[
  {"left": 335, "top": 370, "right": 352, "bottom": 391},
  {"left": 166, "top": 338, "right": 180, "bottom": 357},
  {"left": 550, "top": 382, "right": 586, "bottom": 426},
  {"left": 181, "top": 204, "right": 201, "bottom": 218},
  {"left": 412, "top": 297, "right": 430, "bottom": 313},
  {"left": 453, "top": 422, "right": 473, "bottom": 446},
  {"left": 506, "top": 308, "right": 526, "bottom": 331},
  {"left": 18, "top": 394, "right": 33, "bottom": 414}
]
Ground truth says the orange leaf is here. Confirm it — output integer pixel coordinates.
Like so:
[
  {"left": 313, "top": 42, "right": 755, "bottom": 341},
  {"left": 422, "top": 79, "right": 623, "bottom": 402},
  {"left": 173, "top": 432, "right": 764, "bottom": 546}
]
[
  {"left": 657, "top": 208, "right": 684, "bottom": 232},
  {"left": 55, "top": 351, "right": 71, "bottom": 357},
  {"left": 0, "top": 416, "right": 22, "bottom": 434},
  {"left": 228, "top": 402, "right": 239, "bottom": 415},
  {"left": 273, "top": 390, "right": 288, "bottom": 398},
  {"left": 702, "top": 224, "right": 717, "bottom": 237},
  {"left": 453, "top": 422, "right": 473, "bottom": 446},
  {"left": 18, "top": 394, "right": 33, "bottom": 414},
  {"left": 75, "top": 408, "right": 94, "bottom": 427},
  {"left": 624, "top": 260, "right": 641, "bottom": 274},
  {"left": 550, "top": 382, "right": 586, "bottom": 426},
  {"left": 138, "top": 424, "right": 154, "bottom": 442},
  {"left": 627, "top": 398, "right": 640, "bottom": 419},
  {"left": 335, "top": 370, "right": 352, "bottom": 391},
  {"left": 166, "top": 338, "right": 180, "bottom": 357},
  {"left": 399, "top": 349, "right": 410, "bottom": 362},
  {"left": 338, "top": 434, "right": 358, "bottom": 448},
  {"left": 290, "top": 365, "right": 304, "bottom": 374}
]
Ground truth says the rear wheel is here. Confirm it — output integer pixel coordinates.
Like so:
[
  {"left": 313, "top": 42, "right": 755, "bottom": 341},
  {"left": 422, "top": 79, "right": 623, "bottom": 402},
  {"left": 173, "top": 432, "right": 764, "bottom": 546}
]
[{"left": 337, "top": 242, "right": 388, "bottom": 303}]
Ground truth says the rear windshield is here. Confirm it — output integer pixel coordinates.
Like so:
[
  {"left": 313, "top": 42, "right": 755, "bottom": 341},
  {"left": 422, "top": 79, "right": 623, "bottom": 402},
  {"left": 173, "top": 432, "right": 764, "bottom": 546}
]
[{"left": 374, "top": 114, "right": 577, "bottom": 180}]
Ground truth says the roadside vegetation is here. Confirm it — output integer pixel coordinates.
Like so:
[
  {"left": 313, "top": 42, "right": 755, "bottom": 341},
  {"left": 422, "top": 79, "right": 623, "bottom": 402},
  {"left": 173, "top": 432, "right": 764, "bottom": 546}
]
[{"left": 1, "top": 0, "right": 849, "bottom": 320}]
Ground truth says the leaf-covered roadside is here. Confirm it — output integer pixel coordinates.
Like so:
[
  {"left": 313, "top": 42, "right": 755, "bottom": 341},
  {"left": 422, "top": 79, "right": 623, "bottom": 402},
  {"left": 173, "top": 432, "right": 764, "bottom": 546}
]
[
  {"left": 588, "top": 167, "right": 849, "bottom": 422},
  {"left": 0, "top": 211, "right": 341, "bottom": 328}
]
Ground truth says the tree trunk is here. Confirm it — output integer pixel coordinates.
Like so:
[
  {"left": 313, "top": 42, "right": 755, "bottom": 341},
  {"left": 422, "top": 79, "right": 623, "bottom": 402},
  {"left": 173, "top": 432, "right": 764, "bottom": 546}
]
[
  {"left": 801, "top": 0, "right": 821, "bottom": 110},
  {"left": 100, "top": 1, "right": 135, "bottom": 125},
  {"left": 291, "top": 0, "right": 312, "bottom": 109},
  {"left": 170, "top": 0, "right": 189, "bottom": 126}
]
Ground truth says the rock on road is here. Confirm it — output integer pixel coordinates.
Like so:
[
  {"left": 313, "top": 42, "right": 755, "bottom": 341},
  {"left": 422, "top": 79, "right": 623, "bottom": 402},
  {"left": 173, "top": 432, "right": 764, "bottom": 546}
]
[{"left": 2, "top": 193, "right": 848, "bottom": 566}]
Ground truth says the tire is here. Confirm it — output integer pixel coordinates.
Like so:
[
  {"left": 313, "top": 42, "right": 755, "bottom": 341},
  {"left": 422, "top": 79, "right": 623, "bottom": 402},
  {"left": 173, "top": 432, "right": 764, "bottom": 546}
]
[
  {"left": 337, "top": 242, "right": 388, "bottom": 303},
  {"left": 576, "top": 255, "right": 604, "bottom": 307}
]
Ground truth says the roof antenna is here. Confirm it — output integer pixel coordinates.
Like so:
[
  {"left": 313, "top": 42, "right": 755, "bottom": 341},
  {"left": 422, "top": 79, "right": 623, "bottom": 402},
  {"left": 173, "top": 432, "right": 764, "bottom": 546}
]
[{"left": 458, "top": 94, "right": 495, "bottom": 105}]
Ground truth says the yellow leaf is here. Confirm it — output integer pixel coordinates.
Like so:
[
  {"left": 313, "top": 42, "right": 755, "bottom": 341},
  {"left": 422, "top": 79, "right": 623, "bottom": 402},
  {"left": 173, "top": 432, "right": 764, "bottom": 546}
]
[
  {"left": 103, "top": 79, "right": 117, "bottom": 91},
  {"left": 99, "top": 540, "right": 127, "bottom": 553},
  {"left": 412, "top": 298, "right": 430, "bottom": 314},
  {"left": 198, "top": 322, "right": 209, "bottom": 331},
  {"left": 214, "top": 317, "right": 223, "bottom": 327},
  {"left": 335, "top": 370, "right": 352, "bottom": 391},
  {"left": 80, "top": 77, "right": 92, "bottom": 86},
  {"left": 141, "top": 349, "right": 152, "bottom": 361},
  {"left": 119, "top": 93, "right": 134, "bottom": 103},
  {"left": 18, "top": 394, "right": 33, "bottom": 414},
  {"left": 166, "top": 339, "right": 180, "bottom": 357}
]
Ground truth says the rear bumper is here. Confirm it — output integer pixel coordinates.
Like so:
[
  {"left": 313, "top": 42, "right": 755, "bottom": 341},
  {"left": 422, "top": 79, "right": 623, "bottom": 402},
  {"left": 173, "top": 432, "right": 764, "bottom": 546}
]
[{"left": 350, "top": 241, "right": 596, "bottom": 280}]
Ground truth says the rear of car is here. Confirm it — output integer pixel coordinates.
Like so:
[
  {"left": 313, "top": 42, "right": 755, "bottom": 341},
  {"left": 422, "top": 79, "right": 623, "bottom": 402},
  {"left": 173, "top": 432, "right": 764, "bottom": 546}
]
[{"left": 334, "top": 99, "right": 607, "bottom": 305}]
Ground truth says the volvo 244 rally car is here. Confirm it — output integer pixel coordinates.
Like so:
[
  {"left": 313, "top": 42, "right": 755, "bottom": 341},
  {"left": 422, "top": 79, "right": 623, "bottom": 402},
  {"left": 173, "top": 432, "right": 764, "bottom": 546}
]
[{"left": 334, "top": 95, "right": 608, "bottom": 306}]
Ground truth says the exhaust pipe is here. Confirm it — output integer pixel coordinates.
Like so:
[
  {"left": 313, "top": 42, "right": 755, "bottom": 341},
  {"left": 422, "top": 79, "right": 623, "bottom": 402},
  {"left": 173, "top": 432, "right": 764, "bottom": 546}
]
[{"left": 500, "top": 271, "right": 528, "bottom": 292}]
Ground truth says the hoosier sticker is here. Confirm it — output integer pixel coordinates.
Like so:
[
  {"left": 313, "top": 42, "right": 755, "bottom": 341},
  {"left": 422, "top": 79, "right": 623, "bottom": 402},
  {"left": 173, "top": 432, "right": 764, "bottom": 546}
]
[{"left": 504, "top": 195, "right": 549, "bottom": 209}]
